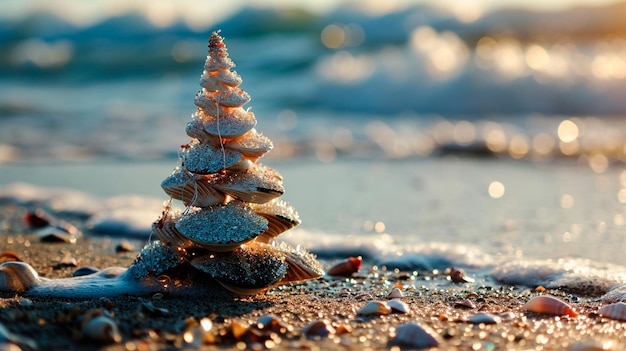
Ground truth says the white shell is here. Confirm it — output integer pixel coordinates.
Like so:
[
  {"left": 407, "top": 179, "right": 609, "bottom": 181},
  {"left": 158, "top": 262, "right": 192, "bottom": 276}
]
[
  {"left": 598, "top": 302, "right": 626, "bottom": 321},
  {"left": 387, "top": 299, "right": 410, "bottom": 314},
  {"left": 388, "top": 287, "right": 403, "bottom": 298},
  {"left": 0, "top": 261, "right": 41, "bottom": 293}
]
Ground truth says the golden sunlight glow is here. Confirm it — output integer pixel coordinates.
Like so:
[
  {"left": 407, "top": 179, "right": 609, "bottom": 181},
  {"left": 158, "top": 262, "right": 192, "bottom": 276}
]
[
  {"left": 526, "top": 44, "right": 550, "bottom": 70},
  {"left": 321, "top": 24, "right": 345, "bottom": 49},
  {"left": 508, "top": 134, "right": 529, "bottom": 159},
  {"left": 488, "top": 181, "right": 505, "bottom": 199},
  {"left": 485, "top": 128, "right": 507, "bottom": 153},
  {"left": 588, "top": 153, "right": 609, "bottom": 173},
  {"left": 557, "top": 120, "right": 579, "bottom": 143}
]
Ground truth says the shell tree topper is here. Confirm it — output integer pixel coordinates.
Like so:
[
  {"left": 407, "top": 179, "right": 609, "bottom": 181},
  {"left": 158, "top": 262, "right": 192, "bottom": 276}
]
[{"left": 0, "top": 31, "right": 323, "bottom": 298}]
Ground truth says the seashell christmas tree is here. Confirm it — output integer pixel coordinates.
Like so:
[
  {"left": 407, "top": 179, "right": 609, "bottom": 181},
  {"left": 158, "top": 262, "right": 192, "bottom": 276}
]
[
  {"left": 0, "top": 31, "right": 322, "bottom": 298},
  {"left": 153, "top": 31, "right": 323, "bottom": 295}
]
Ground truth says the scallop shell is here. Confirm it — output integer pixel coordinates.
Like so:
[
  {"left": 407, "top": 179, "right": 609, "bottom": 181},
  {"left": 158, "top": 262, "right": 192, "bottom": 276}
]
[
  {"left": 190, "top": 242, "right": 288, "bottom": 295},
  {"left": 250, "top": 199, "right": 301, "bottom": 242},
  {"left": 598, "top": 302, "right": 626, "bottom": 321},
  {"left": 161, "top": 170, "right": 226, "bottom": 207},
  {"left": 327, "top": 256, "right": 362, "bottom": 277},
  {"left": 182, "top": 140, "right": 244, "bottom": 174},
  {"left": 175, "top": 201, "right": 268, "bottom": 252},
  {"left": 388, "top": 322, "right": 440, "bottom": 349},
  {"left": 152, "top": 214, "right": 203, "bottom": 251},
  {"left": 0, "top": 261, "right": 41, "bottom": 293},
  {"left": 387, "top": 299, "right": 410, "bottom": 314},
  {"left": 273, "top": 242, "right": 324, "bottom": 283},
  {"left": 225, "top": 129, "right": 273, "bottom": 161},
  {"left": 523, "top": 295, "right": 578, "bottom": 317},
  {"left": 357, "top": 301, "right": 392, "bottom": 316},
  {"left": 212, "top": 164, "right": 284, "bottom": 204}
]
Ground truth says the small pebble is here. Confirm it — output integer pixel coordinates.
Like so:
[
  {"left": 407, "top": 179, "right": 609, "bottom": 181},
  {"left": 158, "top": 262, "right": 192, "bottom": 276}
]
[{"left": 468, "top": 313, "right": 501, "bottom": 324}]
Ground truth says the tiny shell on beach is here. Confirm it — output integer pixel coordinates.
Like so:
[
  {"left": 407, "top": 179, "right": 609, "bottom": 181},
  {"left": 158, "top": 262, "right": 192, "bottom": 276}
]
[
  {"left": 357, "top": 301, "right": 392, "bottom": 316},
  {"left": 327, "top": 256, "right": 362, "bottom": 277},
  {"left": 598, "top": 301, "right": 626, "bottom": 321},
  {"left": 523, "top": 295, "right": 578, "bottom": 317},
  {"left": 388, "top": 322, "right": 440, "bottom": 349}
]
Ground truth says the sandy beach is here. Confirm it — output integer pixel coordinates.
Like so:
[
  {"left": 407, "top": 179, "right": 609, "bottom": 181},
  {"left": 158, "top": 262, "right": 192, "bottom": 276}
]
[{"left": 0, "top": 226, "right": 624, "bottom": 350}]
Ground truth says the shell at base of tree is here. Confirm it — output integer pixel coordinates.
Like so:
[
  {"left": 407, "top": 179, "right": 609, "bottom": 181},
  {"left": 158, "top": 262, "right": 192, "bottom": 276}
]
[
  {"left": 153, "top": 30, "right": 322, "bottom": 295},
  {"left": 190, "top": 242, "right": 288, "bottom": 295}
]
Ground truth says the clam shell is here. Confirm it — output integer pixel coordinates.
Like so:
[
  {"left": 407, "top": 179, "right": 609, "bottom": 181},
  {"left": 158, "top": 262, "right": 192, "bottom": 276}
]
[
  {"left": 182, "top": 140, "right": 244, "bottom": 174},
  {"left": 161, "top": 170, "right": 226, "bottom": 207},
  {"left": 175, "top": 201, "right": 268, "bottom": 252},
  {"left": 388, "top": 322, "right": 440, "bottom": 349},
  {"left": 388, "top": 287, "right": 404, "bottom": 298},
  {"left": 212, "top": 164, "right": 284, "bottom": 204},
  {"left": 190, "top": 242, "right": 288, "bottom": 295},
  {"left": 357, "top": 301, "right": 392, "bottom": 316},
  {"left": 225, "top": 129, "right": 273, "bottom": 161},
  {"left": 327, "top": 256, "right": 362, "bottom": 277},
  {"left": 0, "top": 261, "right": 41, "bottom": 293},
  {"left": 387, "top": 299, "right": 410, "bottom": 314},
  {"left": 523, "top": 295, "right": 578, "bottom": 317},
  {"left": 598, "top": 302, "right": 626, "bottom": 321},
  {"left": 272, "top": 242, "right": 324, "bottom": 283},
  {"left": 250, "top": 199, "right": 301, "bottom": 242},
  {"left": 81, "top": 314, "right": 122, "bottom": 344}
]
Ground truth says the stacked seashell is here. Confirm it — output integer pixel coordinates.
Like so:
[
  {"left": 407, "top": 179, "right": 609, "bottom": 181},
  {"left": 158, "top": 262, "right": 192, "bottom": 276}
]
[{"left": 154, "top": 31, "right": 323, "bottom": 295}]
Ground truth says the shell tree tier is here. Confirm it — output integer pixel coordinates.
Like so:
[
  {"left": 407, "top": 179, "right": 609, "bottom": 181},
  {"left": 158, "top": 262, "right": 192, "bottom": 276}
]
[{"left": 154, "top": 31, "right": 323, "bottom": 295}]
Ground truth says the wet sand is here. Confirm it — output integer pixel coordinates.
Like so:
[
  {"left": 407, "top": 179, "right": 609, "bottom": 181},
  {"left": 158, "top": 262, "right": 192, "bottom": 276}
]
[{"left": 0, "top": 231, "right": 624, "bottom": 351}]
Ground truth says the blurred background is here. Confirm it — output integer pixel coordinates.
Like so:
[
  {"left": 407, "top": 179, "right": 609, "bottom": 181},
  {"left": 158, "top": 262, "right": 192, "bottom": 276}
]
[{"left": 1, "top": 0, "right": 626, "bottom": 167}]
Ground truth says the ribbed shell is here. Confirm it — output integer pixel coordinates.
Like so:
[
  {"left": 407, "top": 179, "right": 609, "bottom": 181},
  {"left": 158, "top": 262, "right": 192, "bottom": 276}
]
[
  {"left": 161, "top": 170, "right": 226, "bottom": 207},
  {"left": 182, "top": 141, "right": 243, "bottom": 174},
  {"left": 251, "top": 199, "right": 301, "bottom": 242},
  {"left": 226, "top": 129, "right": 273, "bottom": 161},
  {"left": 212, "top": 164, "right": 284, "bottom": 204},
  {"left": 190, "top": 242, "right": 288, "bottom": 295},
  {"left": 0, "top": 261, "right": 41, "bottom": 293},
  {"left": 598, "top": 302, "right": 626, "bottom": 321},
  {"left": 175, "top": 201, "right": 268, "bottom": 252}
]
